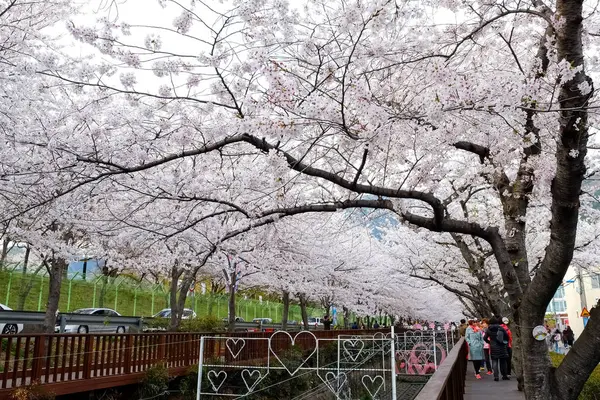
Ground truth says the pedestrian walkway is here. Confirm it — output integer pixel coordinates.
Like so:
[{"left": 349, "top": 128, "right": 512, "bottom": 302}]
[{"left": 464, "top": 372, "right": 524, "bottom": 399}]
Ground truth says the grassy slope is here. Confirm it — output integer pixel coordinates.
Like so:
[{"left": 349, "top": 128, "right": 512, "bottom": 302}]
[{"left": 0, "top": 270, "right": 325, "bottom": 322}]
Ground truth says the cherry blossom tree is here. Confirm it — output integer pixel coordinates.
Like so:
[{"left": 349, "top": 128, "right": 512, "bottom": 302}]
[{"left": 1, "top": 0, "right": 599, "bottom": 398}]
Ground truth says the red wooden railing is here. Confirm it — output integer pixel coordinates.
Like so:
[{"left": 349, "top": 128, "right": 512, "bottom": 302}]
[{"left": 0, "top": 329, "right": 390, "bottom": 398}]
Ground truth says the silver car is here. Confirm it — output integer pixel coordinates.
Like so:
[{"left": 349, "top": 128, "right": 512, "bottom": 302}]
[
  {"left": 56, "top": 308, "right": 127, "bottom": 334},
  {"left": 153, "top": 308, "right": 197, "bottom": 319}
]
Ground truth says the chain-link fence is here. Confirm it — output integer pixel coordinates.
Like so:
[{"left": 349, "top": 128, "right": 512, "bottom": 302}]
[{"left": 0, "top": 268, "right": 325, "bottom": 322}]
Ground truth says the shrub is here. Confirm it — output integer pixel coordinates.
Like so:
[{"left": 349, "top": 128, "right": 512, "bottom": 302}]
[
  {"left": 139, "top": 363, "right": 169, "bottom": 399},
  {"left": 179, "top": 315, "right": 223, "bottom": 332},
  {"left": 10, "top": 381, "right": 54, "bottom": 400},
  {"left": 550, "top": 353, "right": 600, "bottom": 400},
  {"left": 178, "top": 366, "right": 199, "bottom": 400},
  {"left": 144, "top": 315, "right": 223, "bottom": 333}
]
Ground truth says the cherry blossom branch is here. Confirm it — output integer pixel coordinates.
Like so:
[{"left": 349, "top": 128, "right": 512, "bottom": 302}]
[{"left": 364, "top": 8, "right": 554, "bottom": 73}]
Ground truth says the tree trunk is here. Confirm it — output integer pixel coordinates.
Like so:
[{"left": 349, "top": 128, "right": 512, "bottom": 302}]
[
  {"left": 281, "top": 290, "right": 290, "bottom": 330},
  {"left": 342, "top": 306, "right": 349, "bottom": 329},
  {"left": 517, "top": 2, "right": 596, "bottom": 398},
  {"left": 298, "top": 293, "right": 309, "bottom": 329},
  {"left": 227, "top": 279, "right": 236, "bottom": 332},
  {"left": 169, "top": 267, "right": 181, "bottom": 331},
  {"left": 0, "top": 236, "right": 10, "bottom": 271},
  {"left": 43, "top": 258, "right": 67, "bottom": 333},
  {"left": 510, "top": 326, "right": 525, "bottom": 392},
  {"left": 16, "top": 246, "right": 32, "bottom": 310}
]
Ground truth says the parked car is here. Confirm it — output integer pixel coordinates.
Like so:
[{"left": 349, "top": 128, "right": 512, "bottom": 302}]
[
  {"left": 308, "top": 317, "right": 322, "bottom": 326},
  {"left": 55, "top": 308, "right": 127, "bottom": 334},
  {"left": 252, "top": 318, "right": 273, "bottom": 324},
  {"left": 0, "top": 303, "right": 23, "bottom": 334},
  {"left": 153, "top": 308, "right": 197, "bottom": 319},
  {"left": 222, "top": 316, "right": 245, "bottom": 323}
]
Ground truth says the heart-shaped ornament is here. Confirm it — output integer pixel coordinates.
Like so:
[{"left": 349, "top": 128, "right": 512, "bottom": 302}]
[
  {"left": 241, "top": 369, "right": 262, "bottom": 392},
  {"left": 324, "top": 371, "right": 347, "bottom": 395},
  {"left": 269, "top": 331, "right": 317, "bottom": 375},
  {"left": 342, "top": 339, "right": 365, "bottom": 361},
  {"left": 362, "top": 375, "right": 384, "bottom": 398},
  {"left": 226, "top": 338, "right": 246, "bottom": 359},
  {"left": 207, "top": 370, "right": 227, "bottom": 392}
]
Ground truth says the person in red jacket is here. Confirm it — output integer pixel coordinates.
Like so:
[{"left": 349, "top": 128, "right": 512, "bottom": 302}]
[{"left": 501, "top": 317, "right": 513, "bottom": 377}]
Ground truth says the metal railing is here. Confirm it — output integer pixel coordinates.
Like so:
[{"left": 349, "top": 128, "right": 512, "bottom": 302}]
[
  {"left": 0, "top": 310, "right": 144, "bottom": 332},
  {"left": 0, "top": 310, "right": 328, "bottom": 332},
  {"left": 413, "top": 338, "right": 467, "bottom": 400}
]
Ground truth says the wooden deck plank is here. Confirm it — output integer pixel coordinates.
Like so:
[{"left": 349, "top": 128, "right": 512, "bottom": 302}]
[{"left": 464, "top": 370, "right": 524, "bottom": 399}]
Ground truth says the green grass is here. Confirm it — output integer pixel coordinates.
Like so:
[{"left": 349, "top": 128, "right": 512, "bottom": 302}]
[
  {"left": 0, "top": 270, "right": 325, "bottom": 322},
  {"left": 550, "top": 353, "right": 600, "bottom": 400}
]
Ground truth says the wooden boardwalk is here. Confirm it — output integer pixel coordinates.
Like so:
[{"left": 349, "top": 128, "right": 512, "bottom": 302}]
[{"left": 464, "top": 371, "right": 525, "bottom": 399}]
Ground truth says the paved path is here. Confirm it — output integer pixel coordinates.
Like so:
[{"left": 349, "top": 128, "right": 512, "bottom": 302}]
[{"left": 464, "top": 371, "right": 524, "bottom": 399}]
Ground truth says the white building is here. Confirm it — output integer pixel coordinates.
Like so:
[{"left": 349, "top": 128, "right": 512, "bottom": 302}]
[{"left": 547, "top": 266, "right": 600, "bottom": 339}]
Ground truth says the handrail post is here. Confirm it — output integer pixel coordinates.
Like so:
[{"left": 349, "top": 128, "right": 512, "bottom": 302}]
[
  {"left": 196, "top": 336, "right": 205, "bottom": 400},
  {"left": 124, "top": 335, "right": 133, "bottom": 373},
  {"left": 83, "top": 335, "right": 94, "bottom": 379},
  {"left": 391, "top": 325, "right": 397, "bottom": 400},
  {"left": 158, "top": 334, "right": 167, "bottom": 362},
  {"left": 31, "top": 335, "right": 46, "bottom": 382}
]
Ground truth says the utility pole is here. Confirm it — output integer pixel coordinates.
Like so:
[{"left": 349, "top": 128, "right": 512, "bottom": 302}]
[{"left": 578, "top": 265, "right": 588, "bottom": 309}]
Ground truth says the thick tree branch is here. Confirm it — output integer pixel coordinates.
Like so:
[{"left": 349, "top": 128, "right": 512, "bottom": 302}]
[
  {"left": 352, "top": 147, "right": 369, "bottom": 187},
  {"left": 453, "top": 141, "right": 490, "bottom": 164}
]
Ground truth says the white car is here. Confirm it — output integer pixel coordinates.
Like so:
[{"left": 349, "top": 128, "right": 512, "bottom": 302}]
[
  {"left": 0, "top": 303, "right": 23, "bottom": 334},
  {"left": 252, "top": 318, "right": 273, "bottom": 324},
  {"left": 153, "top": 308, "right": 197, "bottom": 319},
  {"left": 56, "top": 308, "right": 127, "bottom": 334}
]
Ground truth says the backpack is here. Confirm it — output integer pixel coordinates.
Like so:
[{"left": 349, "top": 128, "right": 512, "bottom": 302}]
[
  {"left": 496, "top": 329, "right": 507, "bottom": 345},
  {"left": 496, "top": 329, "right": 504, "bottom": 344},
  {"left": 554, "top": 333, "right": 562, "bottom": 342}
]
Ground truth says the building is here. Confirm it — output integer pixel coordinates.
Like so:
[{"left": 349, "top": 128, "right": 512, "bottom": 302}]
[
  {"left": 546, "top": 285, "right": 568, "bottom": 328},
  {"left": 547, "top": 266, "right": 600, "bottom": 339}
]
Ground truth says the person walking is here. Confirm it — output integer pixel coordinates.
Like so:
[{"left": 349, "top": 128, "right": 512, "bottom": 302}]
[
  {"left": 323, "top": 315, "right": 332, "bottom": 330},
  {"left": 501, "top": 317, "right": 513, "bottom": 377},
  {"left": 459, "top": 319, "right": 468, "bottom": 337},
  {"left": 564, "top": 326, "right": 575, "bottom": 349},
  {"left": 481, "top": 319, "right": 493, "bottom": 375},
  {"left": 484, "top": 317, "right": 509, "bottom": 381},
  {"left": 551, "top": 328, "right": 562, "bottom": 353},
  {"left": 465, "top": 320, "right": 485, "bottom": 379}
]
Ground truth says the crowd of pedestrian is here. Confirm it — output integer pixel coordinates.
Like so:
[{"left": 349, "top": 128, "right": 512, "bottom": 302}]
[
  {"left": 460, "top": 316, "right": 513, "bottom": 382},
  {"left": 547, "top": 324, "right": 575, "bottom": 354}
]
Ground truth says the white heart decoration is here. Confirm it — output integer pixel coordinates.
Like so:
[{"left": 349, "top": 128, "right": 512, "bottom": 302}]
[
  {"left": 226, "top": 338, "right": 246, "bottom": 359},
  {"left": 269, "top": 331, "right": 317, "bottom": 375},
  {"left": 241, "top": 369, "right": 262, "bottom": 392},
  {"left": 373, "top": 332, "right": 391, "bottom": 351},
  {"left": 207, "top": 370, "right": 227, "bottom": 392},
  {"left": 362, "top": 375, "right": 385, "bottom": 399},
  {"left": 343, "top": 339, "right": 365, "bottom": 361},
  {"left": 324, "top": 371, "right": 347, "bottom": 394}
]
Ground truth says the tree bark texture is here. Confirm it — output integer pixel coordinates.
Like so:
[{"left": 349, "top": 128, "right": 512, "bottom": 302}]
[
  {"left": 42, "top": 257, "right": 67, "bottom": 333},
  {"left": 517, "top": 2, "right": 596, "bottom": 398},
  {"left": 281, "top": 290, "right": 289, "bottom": 330},
  {"left": 169, "top": 266, "right": 182, "bottom": 331},
  {"left": 299, "top": 293, "right": 309, "bottom": 329}
]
